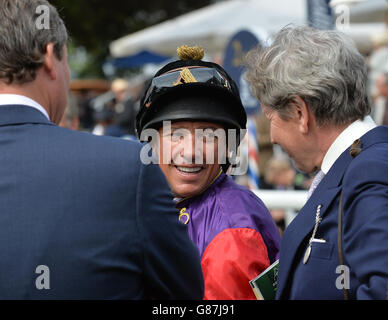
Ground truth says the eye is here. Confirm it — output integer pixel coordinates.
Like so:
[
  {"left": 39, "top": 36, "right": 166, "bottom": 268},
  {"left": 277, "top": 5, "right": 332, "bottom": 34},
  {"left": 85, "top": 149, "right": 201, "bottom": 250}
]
[
  {"left": 202, "top": 129, "right": 216, "bottom": 140},
  {"left": 171, "top": 131, "right": 182, "bottom": 142},
  {"left": 170, "top": 128, "right": 188, "bottom": 142},
  {"left": 199, "top": 128, "right": 224, "bottom": 145}
]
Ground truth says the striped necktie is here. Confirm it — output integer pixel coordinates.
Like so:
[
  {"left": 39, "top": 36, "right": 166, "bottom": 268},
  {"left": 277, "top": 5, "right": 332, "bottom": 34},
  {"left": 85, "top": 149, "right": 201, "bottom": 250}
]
[{"left": 307, "top": 170, "right": 325, "bottom": 199}]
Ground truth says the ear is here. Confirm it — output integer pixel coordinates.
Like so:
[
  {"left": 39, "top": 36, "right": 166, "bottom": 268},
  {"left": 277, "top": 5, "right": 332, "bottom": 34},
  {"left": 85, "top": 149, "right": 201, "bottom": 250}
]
[
  {"left": 292, "top": 96, "right": 310, "bottom": 134},
  {"left": 43, "top": 43, "right": 57, "bottom": 80}
]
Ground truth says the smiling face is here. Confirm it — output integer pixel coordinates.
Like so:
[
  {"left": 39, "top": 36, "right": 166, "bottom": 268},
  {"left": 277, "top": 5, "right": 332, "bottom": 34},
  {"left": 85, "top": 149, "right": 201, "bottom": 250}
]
[{"left": 157, "top": 121, "right": 227, "bottom": 198}]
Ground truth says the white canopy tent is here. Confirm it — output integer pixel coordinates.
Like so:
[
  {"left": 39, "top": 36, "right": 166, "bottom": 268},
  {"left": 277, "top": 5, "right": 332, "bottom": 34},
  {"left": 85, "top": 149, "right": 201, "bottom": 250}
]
[
  {"left": 109, "top": 0, "right": 307, "bottom": 59},
  {"left": 330, "top": 0, "right": 388, "bottom": 53},
  {"left": 330, "top": 0, "right": 388, "bottom": 23}
]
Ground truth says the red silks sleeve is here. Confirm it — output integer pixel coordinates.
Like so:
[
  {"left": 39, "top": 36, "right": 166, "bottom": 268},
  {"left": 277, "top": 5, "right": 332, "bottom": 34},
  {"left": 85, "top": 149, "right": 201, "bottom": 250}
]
[{"left": 201, "top": 228, "right": 270, "bottom": 300}]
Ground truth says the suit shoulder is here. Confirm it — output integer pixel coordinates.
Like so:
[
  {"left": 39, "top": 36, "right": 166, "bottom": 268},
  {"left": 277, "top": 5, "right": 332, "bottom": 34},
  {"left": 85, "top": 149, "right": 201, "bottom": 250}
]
[
  {"left": 59, "top": 127, "right": 141, "bottom": 150},
  {"left": 42, "top": 127, "right": 147, "bottom": 178},
  {"left": 344, "top": 140, "right": 388, "bottom": 185},
  {"left": 54, "top": 127, "right": 143, "bottom": 159}
]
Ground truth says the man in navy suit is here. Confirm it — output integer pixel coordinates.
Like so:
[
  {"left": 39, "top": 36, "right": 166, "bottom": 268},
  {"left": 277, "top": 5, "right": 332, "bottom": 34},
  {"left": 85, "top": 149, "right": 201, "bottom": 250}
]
[
  {"left": 0, "top": 0, "right": 203, "bottom": 299},
  {"left": 245, "top": 26, "right": 388, "bottom": 299}
]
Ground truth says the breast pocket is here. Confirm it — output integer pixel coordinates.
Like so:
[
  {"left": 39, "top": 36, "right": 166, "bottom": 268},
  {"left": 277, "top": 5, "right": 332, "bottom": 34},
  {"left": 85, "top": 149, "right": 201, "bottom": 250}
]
[{"left": 310, "top": 241, "right": 334, "bottom": 260}]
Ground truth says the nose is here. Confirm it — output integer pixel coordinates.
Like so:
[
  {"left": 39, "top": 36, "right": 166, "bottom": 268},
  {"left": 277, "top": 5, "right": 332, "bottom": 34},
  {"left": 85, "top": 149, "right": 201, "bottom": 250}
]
[{"left": 175, "top": 132, "right": 198, "bottom": 164}]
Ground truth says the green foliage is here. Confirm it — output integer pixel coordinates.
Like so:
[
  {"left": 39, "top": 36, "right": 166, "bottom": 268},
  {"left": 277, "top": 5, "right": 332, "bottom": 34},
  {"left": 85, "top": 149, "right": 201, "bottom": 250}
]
[{"left": 50, "top": 0, "right": 212, "bottom": 78}]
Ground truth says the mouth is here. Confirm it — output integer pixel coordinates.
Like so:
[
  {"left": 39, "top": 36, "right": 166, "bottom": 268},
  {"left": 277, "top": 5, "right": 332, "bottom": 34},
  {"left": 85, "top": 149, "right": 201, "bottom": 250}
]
[{"left": 174, "top": 165, "right": 204, "bottom": 174}]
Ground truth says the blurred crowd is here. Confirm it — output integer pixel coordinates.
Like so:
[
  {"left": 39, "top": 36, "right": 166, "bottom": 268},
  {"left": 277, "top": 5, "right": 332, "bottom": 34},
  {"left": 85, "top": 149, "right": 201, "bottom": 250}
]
[
  {"left": 60, "top": 77, "right": 145, "bottom": 139},
  {"left": 60, "top": 27, "right": 388, "bottom": 235}
]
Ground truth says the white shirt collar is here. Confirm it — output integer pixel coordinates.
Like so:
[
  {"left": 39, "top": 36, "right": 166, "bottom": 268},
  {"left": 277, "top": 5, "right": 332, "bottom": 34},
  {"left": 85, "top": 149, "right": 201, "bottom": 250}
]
[
  {"left": 0, "top": 94, "right": 50, "bottom": 121},
  {"left": 321, "top": 115, "right": 377, "bottom": 174}
]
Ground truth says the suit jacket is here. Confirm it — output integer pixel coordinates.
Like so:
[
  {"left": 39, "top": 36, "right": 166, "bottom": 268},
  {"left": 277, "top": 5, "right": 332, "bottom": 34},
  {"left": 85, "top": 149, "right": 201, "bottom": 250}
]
[
  {"left": 277, "top": 125, "right": 388, "bottom": 300},
  {"left": 0, "top": 105, "right": 204, "bottom": 299}
]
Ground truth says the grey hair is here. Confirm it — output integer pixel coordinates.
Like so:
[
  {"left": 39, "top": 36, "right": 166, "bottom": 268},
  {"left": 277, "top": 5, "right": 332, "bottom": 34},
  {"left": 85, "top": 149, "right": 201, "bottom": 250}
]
[
  {"left": 0, "top": 0, "right": 68, "bottom": 84},
  {"left": 245, "top": 25, "right": 370, "bottom": 126}
]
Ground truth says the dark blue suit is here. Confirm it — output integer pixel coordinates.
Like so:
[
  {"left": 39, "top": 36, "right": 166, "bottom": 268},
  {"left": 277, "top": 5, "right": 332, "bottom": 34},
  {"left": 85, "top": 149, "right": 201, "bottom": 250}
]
[
  {"left": 0, "top": 105, "right": 204, "bottom": 299},
  {"left": 277, "top": 126, "right": 388, "bottom": 300}
]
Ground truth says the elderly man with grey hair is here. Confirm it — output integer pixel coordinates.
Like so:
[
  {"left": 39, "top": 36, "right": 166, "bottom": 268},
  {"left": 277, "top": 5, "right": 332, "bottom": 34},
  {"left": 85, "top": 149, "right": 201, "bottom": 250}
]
[
  {"left": 245, "top": 26, "right": 388, "bottom": 300},
  {"left": 0, "top": 0, "right": 203, "bottom": 299}
]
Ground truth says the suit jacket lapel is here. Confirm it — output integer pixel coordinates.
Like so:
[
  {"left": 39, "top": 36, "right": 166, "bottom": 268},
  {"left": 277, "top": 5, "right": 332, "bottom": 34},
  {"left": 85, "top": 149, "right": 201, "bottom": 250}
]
[{"left": 277, "top": 149, "right": 353, "bottom": 299}]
